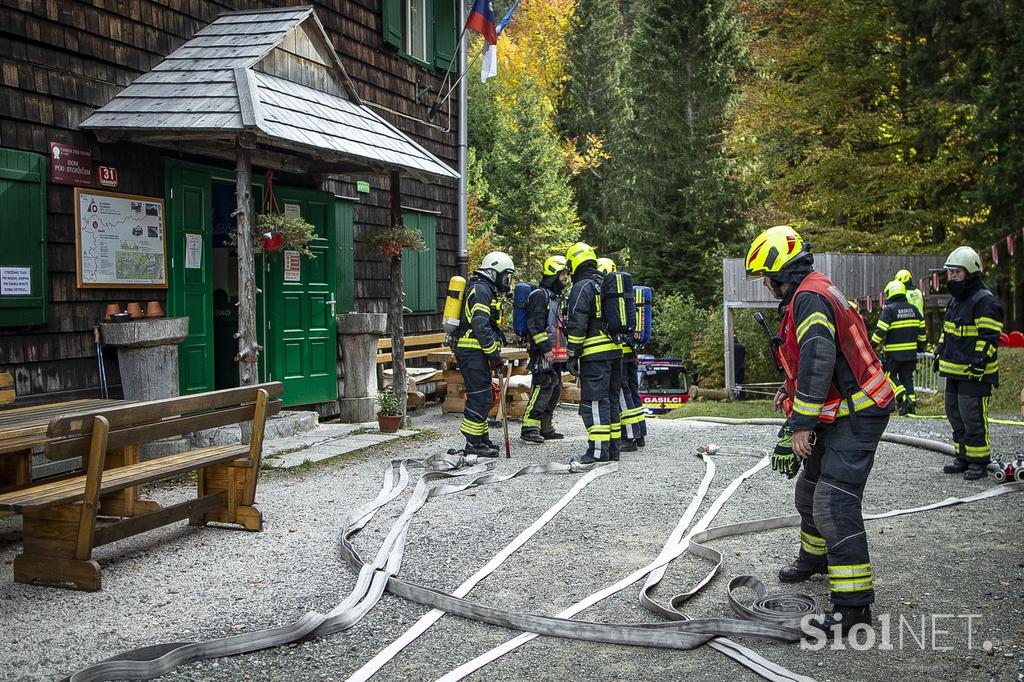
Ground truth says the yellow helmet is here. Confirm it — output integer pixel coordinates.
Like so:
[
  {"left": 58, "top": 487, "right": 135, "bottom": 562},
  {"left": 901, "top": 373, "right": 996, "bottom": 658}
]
[
  {"left": 894, "top": 269, "right": 912, "bottom": 284},
  {"left": 543, "top": 255, "right": 567, "bottom": 276},
  {"left": 745, "top": 225, "right": 809, "bottom": 280},
  {"left": 596, "top": 257, "right": 617, "bottom": 274},
  {"left": 883, "top": 279, "right": 906, "bottom": 301},
  {"left": 565, "top": 242, "right": 597, "bottom": 275}
]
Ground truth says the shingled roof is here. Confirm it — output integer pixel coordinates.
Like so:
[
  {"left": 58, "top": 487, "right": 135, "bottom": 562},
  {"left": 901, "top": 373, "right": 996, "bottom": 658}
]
[{"left": 79, "top": 6, "right": 458, "bottom": 181}]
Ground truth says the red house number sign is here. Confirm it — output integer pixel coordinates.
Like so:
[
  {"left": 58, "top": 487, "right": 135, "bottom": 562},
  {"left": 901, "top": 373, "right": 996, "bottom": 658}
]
[{"left": 97, "top": 166, "right": 118, "bottom": 188}]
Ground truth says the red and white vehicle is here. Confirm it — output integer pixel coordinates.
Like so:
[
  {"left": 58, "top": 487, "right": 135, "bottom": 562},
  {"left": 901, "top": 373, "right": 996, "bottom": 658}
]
[{"left": 637, "top": 357, "right": 690, "bottom": 414}]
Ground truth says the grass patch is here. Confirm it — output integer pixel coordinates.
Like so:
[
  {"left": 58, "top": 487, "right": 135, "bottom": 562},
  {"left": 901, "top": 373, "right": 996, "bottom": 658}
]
[{"left": 663, "top": 399, "right": 776, "bottom": 420}]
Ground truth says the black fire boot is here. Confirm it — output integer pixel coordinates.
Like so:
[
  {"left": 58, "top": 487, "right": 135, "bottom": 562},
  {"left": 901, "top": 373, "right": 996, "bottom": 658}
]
[
  {"left": 619, "top": 439, "right": 638, "bottom": 453},
  {"left": 540, "top": 429, "right": 564, "bottom": 440},
  {"left": 570, "top": 452, "right": 604, "bottom": 465},
  {"left": 465, "top": 440, "right": 499, "bottom": 458},
  {"left": 814, "top": 605, "right": 873, "bottom": 637},
  {"left": 943, "top": 459, "right": 968, "bottom": 474},
  {"left": 779, "top": 557, "right": 828, "bottom": 583},
  {"left": 520, "top": 429, "right": 545, "bottom": 444},
  {"left": 635, "top": 437, "right": 646, "bottom": 448},
  {"left": 963, "top": 462, "right": 988, "bottom": 480}
]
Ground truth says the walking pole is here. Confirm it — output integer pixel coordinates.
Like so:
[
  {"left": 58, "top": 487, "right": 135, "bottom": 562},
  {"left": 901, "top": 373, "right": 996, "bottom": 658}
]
[
  {"left": 499, "top": 360, "right": 512, "bottom": 458},
  {"left": 93, "top": 326, "right": 109, "bottom": 399}
]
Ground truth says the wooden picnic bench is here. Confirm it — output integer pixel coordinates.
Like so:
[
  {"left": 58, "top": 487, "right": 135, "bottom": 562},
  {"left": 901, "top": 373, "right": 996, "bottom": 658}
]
[
  {"left": 0, "top": 382, "right": 283, "bottom": 591},
  {"left": 377, "top": 333, "right": 450, "bottom": 407}
]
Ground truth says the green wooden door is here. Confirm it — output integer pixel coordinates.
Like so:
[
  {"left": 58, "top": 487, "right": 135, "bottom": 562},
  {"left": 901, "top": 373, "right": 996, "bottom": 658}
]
[
  {"left": 265, "top": 189, "right": 340, "bottom": 406},
  {"left": 0, "top": 149, "right": 47, "bottom": 327},
  {"left": 166, "top": 165, "right": 214, "bottom": 394}
]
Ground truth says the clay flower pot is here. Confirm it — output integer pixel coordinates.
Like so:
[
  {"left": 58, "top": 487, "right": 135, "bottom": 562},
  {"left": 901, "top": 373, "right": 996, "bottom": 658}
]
[
  {"left": 103, "top": 303, "right": 121, "bottom": 321},
  {"left": 125, "top": 302, "right": 144, "bottom": 319},
  {"left": 145, "top": 301, "right": 165, "bottom": 318},
  {"left": 377, "top": 412, "right": 402, "bottom": 433}
]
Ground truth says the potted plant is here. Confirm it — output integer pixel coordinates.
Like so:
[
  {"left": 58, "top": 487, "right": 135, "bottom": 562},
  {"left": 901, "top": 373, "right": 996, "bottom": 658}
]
[
  {"left": 376, "top": 387, "right": 403, "bottom": 433},
  {"left": 367, "top": 225, "right": 428, "bottom": 258},
  {"left": 255, "top": 213, "right": 318, "bottom": 257}
]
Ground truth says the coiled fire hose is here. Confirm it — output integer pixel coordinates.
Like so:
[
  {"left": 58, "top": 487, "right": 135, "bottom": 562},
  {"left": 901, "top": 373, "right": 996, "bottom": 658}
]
[{"left": 61, "top": 426, "right": 1023, "bottom": 682}]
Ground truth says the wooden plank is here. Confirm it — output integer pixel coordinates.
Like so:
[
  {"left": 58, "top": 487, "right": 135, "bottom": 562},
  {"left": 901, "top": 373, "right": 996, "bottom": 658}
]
[
  {"left": 0, "top": 372, "right": 14, "bottom": 405},
  {"left": 45, "top": 399, "right": 282, "bottom": 461},
  {"left": 0, "top": 445, "right": 249, "bottom": 512},
  {"left": 47, "top": 383, "right": 283, "bottom": 436},
  {"left": 93, "top": 492, "right": 227, "bottom": 547},
  {"left": 74, "top": 416, "right": 109, "bottom": 560}
]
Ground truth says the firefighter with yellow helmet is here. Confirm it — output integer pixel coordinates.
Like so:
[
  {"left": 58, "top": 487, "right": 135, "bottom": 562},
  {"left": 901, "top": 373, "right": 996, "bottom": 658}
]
[
  {"left": 934, "top": 246, "right": 1003, "bottom": 480},
  {"left": 894, "top": 269, "right": 924, "bottom": 317},
  {"left": 454, "top": 251, "right": 516, "bottom": 457},
  {"left": 521, "top": 255, "right": 571, "bottom": 443},
  {"left": 597, "top": 257, "right": 646, "bottom": 451},
  {"left": 746, "top": 225, "right": 893, "bottom": 636},
  {"left": 565, "top": 243, "right": 623, "bottom": 463},
  {"left": 871, "top": 279, "right": 926, "bottom": 414}
]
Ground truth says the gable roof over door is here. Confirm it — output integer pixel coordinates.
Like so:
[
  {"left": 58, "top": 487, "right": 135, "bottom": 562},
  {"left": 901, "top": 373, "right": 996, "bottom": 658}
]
[{"left": 79, "top": 6, "right": 458, "bottom": 181}]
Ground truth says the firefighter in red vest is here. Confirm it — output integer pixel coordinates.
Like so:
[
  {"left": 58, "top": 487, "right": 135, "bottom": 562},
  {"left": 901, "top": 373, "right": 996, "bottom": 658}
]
[{"left": 745, "top": 225, "right": 895, "bottom": 636}]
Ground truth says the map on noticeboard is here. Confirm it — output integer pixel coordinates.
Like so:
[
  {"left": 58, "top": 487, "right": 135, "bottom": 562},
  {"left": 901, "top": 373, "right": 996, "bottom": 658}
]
[{"left": 75, "top": 188, "right": 168, "bottom": 288}]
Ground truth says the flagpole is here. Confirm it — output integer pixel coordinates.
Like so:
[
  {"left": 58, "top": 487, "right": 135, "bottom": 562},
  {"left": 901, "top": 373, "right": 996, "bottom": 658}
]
[
  {"left": 457, "top": 0, "right": 469, "bottom": 277},
  {"left": 429, "top": 44, "right": 487, "bottom": 119}
]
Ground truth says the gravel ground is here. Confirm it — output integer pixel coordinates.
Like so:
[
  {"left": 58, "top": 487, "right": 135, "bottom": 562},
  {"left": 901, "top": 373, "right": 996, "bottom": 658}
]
[{"left": 0, "top": 407, "right": 1022, "bottom": 682}]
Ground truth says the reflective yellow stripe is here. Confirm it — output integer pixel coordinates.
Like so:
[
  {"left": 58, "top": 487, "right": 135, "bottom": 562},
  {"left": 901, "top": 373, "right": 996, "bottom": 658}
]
[
  {"left": 887, "top": 320, "right": 919, "bottom": 329},
  {"left": 874, "top": 320, "right": 890, "bottom": 331},
  {"left": 828, "top": 564, "right": 871, "bottom": 577},
  {"left": 532, "top": 332, "right": 549, "bottom": 344},
  {"left": 883, "top": 342, "right": 918, "bottom": 352},
  {"left": 481, "top": 341, "right": 499, "bottom": 354},
  {"left": 460, "top": 418, "right": 489, "bottom": 435},
  {"left": 796, "top": 312, "right": 835, "bottom": 342},
  {"left": 943, "top": 321, "right": 978, "bottom": 337},
  {"left": 457, "top": 338, "right": 481, "bottom": 349},
  {"left": 976, "top": 317, "right": 1002, "bottom": 332},
  {"left": 830, "top": 579, "right": 874, "bottom": 592},
  {"left": 793, "top": 397, "right": 823, "bottom": 416},
  {"left": 568, "top": 335, "right": 585, "bottom": 344}
]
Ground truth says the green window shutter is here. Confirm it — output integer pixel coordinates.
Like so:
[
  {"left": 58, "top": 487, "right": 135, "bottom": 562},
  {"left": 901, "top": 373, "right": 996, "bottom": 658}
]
[
  {"left": 0, "top": 148, "right": 47, "bottom": 327},
  {"left": 401, "top": 211, "right": 420, "bottom": 311},
  {"left": 433, "top": 0, "right": 457, "bottom": 71},
  {"left": 383, "top": 0, "right": 403, "bottom": 49},
  {"left": 334, "top": 199, "right": 355, "bottom": 313},
  {"left": 418, "top": 215, "right": 437, "bottom": 313}
]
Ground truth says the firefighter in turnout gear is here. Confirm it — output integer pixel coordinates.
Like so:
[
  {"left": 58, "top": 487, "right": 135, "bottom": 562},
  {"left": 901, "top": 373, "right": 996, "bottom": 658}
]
[
  {"left": 935, "top": 246, "right": 1004, "bottom": 480},
  {"left": 455, "top": 251, "right": 515, "bottom": 457},
  {"left": 565, "top": 243, "right": 623, "bottom": 464},
  {"left": 894, "top": 269, "right": 924, "bottom": 317},
  {"left": 746, "top": 225, "right": 894, "bottom": 636},
  {"left": 521, "top": 255, "right": 570, "bottom": 444},
  {"left": 597, "top": 258, "right": 646, "bottom": 451},
  {"left": 871, "top": 279, "right": 926, "bottom": 415}
]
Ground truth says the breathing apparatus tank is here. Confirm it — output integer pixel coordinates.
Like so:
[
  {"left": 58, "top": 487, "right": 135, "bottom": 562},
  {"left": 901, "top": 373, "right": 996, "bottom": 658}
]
[{"left": 443, "top": 275, "right": 467, "bottom": 335}]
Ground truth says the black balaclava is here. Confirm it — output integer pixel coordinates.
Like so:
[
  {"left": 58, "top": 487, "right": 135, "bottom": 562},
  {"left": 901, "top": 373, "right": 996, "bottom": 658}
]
[
  {"left": 540, "top": 272, "right": 564, "bottom": 293},
  {"left": 948, "top": 272, "right": 982, "bottom": 301}
]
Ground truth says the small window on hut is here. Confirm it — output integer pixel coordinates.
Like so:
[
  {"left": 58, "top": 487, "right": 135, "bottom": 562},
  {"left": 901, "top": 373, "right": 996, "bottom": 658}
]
[
  {"left": 400, "top": 211, "right": 437, "bottom": 314},
  {"left": 0, "top": 148, "right": 47, "bottom": 327},
  {"left": 383, "top": 0, "right": 457, "bottom": 71}
]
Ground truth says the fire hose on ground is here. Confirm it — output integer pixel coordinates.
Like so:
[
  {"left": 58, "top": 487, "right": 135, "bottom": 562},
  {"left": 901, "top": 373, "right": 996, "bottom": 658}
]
[{"left": 61, "top": 426, "right": 1024, "bottom": 682}]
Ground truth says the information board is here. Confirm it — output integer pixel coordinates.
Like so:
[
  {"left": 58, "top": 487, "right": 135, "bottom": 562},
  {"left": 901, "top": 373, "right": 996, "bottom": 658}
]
[{"left": 75, "top": 188, "right": 168, "bottom": 288}]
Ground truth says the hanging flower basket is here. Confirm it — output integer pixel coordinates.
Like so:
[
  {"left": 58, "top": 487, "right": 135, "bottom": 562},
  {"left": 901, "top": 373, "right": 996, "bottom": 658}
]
[
  {"left": 260, "top": 232, "right": 284, "bottom": 251},
  {"left": 368, "top": 225, "right": 427, "bottom": 258},
  {"left": 254, "top": 213, "right": 317, "bottom": 258}
]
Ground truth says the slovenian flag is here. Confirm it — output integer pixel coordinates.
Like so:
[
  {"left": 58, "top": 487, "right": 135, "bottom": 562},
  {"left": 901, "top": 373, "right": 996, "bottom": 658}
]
[{"left": 467, "top": 0, "right": 498, "bottom": 82}]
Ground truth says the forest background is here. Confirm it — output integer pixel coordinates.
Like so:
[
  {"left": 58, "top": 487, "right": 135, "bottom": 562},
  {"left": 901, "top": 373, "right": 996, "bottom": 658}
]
[{"left": 464, "top": 0, "right": 1024, "bottom": 387}]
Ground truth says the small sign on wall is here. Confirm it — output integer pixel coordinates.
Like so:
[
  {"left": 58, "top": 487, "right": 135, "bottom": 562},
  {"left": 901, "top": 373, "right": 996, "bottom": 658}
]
[
  {"left": 50, "top": 141, "right": 92, "bottom": 187},
  {"left": 284, "top": 250, "right": 301, "bottom": 282},
  {"left": 0, "top": 267, "right": 31, "bottom": 296},
  {"left": 97, "top": 165, "right": 118, "bottom": 188}
]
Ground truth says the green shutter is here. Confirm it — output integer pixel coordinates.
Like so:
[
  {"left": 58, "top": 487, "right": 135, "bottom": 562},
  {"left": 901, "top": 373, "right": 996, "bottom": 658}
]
[
  {"left": 418, "top": 215, "right": 437, "bottom": 312},
  {"left": 334, "top": 198, "right": 355, "bottom": 313},
  {"left": 383, "top": 0, "right": 403, "bottom": 48},
  {"left": 401, "top": 211, "right": 419, "bottom": 311},
  {"left": 433, "top": 0, "right": 457, "bottom": 71},
  {"left": 0, "top": 148, "right": 47, "bottom": 327}
]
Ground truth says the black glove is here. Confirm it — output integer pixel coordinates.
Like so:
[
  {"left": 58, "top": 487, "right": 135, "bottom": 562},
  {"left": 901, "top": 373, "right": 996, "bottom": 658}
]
[
  {"left": 489, "top": 356, "right": 504, "bottom": 372},
  {"left": 568, "top": 356, "right": 580, "bottom": 377},
  {"left": 931, "top": 355, "right": 940, "bottom": 374},
  {"left": 771, "top": 426, "right": 801, "bottom": 479},
  {"left": 966, "top": 363, "right": 985, "bottom": 381}
]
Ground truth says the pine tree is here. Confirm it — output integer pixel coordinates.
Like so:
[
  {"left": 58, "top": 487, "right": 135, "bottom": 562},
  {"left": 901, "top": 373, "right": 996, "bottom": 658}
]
[
  {"left": 559, "top": 0, "right": 630, "bottom": 251},
  {"left": 620, "top": 0, "right": 748, "bottom": 303}
]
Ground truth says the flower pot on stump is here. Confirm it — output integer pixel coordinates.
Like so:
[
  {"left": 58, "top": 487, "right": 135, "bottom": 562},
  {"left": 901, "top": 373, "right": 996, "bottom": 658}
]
[{"left": 377, "top": 413, "right": 402, "bottom": 433}]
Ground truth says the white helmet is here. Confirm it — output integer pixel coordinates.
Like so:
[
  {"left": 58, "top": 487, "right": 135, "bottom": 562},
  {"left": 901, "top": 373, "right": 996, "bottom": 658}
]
[
  {"left": 944, "top": 246, "right": 982, "bottom": 274},
  {"left": 476, "top": 251, "right": 516, "bottom": 292}
]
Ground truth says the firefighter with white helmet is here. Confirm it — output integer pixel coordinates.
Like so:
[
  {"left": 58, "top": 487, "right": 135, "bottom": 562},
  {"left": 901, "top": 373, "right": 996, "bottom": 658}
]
[{"left": 934, "top": 246, "right": 1003, "bottom": 480}]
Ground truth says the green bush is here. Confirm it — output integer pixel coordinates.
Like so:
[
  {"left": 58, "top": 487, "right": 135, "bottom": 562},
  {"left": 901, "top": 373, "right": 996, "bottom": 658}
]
[
  {"left": 992, "top": 347, "right": 1023, "bottom": 417},
  {"left": 649, "top": 294, "right": 783, "bottom": 390}
]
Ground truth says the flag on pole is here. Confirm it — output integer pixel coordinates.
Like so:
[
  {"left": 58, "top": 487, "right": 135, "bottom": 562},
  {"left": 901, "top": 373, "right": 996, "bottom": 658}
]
[
  {"left": 991, "top": 243, "right": 999, "bottom": 265},
  {"left": 932, "top": 272, "right": 939, "bottom": 291},
  {"left": 466, "top": 0, "right": 498, "bottom": 82},
  {"left": 919, "top": 278, "right": 925, "bottom": 294},
  {"left": 866, "top": 295, "right": 872, "bottom": 312},
  {"left": 1008, "top": 234, "right": 1015, "bottom": 257}
]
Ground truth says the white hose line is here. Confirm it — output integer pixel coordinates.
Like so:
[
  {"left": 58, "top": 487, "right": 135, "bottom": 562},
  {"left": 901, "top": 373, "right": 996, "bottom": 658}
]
[
  {"left": 346, "top": 462, "right": 619, "bottom": 682},
  {"left": 435, "top": 456, "right": 787, "bottom": 682}
]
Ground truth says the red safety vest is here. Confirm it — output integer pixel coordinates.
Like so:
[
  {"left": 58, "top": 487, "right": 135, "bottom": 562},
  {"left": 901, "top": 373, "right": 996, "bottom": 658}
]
[{"left": 778, "top": 272, "right": 893, "bottom": 423}]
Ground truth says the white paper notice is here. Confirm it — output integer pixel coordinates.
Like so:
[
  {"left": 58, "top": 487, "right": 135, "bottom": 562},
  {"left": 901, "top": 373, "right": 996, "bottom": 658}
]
[
  {"left": 0, "top": 267, "right": 31, "bottom": 296},
  {"left": 185, "top": 234, "right": 202, "bottom": 269},
  {"left": 284, "top": 250, "right": 301, "bottom": 282},
  {"left": 284, "top": 203, "right": 301, "bottom": 219}
]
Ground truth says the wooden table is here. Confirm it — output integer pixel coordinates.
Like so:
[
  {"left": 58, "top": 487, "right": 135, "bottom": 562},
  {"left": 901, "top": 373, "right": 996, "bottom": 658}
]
[{"left": 0, "top": 398, "right": 155, "bottom": 517}]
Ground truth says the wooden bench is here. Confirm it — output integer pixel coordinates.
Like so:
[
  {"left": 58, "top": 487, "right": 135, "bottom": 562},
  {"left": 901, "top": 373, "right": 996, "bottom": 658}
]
[{"left": 0, "top": 382, "right": 283, "bottom": 591}]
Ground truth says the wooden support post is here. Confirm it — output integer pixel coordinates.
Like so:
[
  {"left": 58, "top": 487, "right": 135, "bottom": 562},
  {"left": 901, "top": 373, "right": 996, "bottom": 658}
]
[
  {"left": 389, "top": 170, "right": 408, "bottom": 422},
  {"left": 235, "top": 144, "right": 258, "bottom": 389}
]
